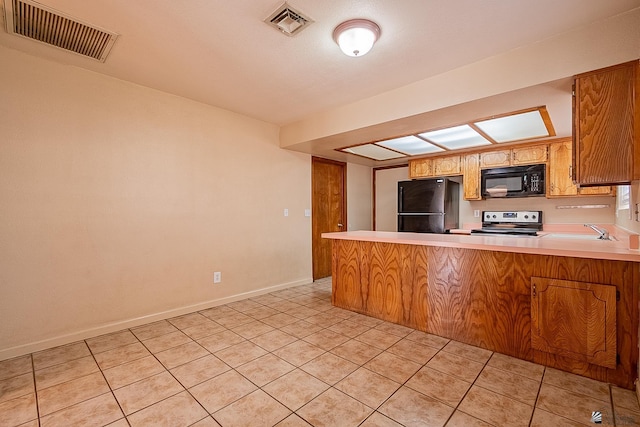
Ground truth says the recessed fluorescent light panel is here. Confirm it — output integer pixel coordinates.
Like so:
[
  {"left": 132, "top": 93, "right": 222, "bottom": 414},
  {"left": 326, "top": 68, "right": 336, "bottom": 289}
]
[
  {"left": 342, "top": 144, "right": 405, "bottom": 161},
  {"left": 376, "top": 136, "right": 445, "bottom": 156},
  {"left": 419, "top": 125, "right": 491, "bottom": 150},
  {"left": 474, "top": 110, "right": 550, "bottom": 143}
]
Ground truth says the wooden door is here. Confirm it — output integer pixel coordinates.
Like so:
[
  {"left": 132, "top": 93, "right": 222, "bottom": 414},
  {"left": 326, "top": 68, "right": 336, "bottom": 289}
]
[
  {"left": 548, "top": 140, "right": 578, "bottom": 197},
  {"left": 463, "top": 154, "right": 481, "bottom": 200},
  {"left": 312, "top": 157, "right": 346, "bottom": 280},
  {"left": 531, "top": 277, "right": 617, "bottom": 369}
]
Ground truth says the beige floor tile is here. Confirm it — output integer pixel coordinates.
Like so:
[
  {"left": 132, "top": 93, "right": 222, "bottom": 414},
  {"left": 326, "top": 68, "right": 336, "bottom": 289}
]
[
  {"left": 304, "top": 301, "right": 334, "bottom": 313},
  {"left": 442, "top": 340, "right": 493, "bottom": 363},
  {"left": 356, "top": 329, "right": 402, "bottom": 350},
  {"left": 458, "top": 385, "right": 533, "bottom": 427},
  {"left": 263, "top": 369, "right": 329, "bottom": 411},
  {"left": 130, "top": 320, "right": 178, "bottom": 341},
  {"left": 170, "top": 354, "right": 230, "bottom": 388},
  {"left": 330, "top": 339, "right": 383, "bottom": 365},
  {"left": 426, "top": 351, "right": 484, "bottom": 383},
  {"left": 250, "top": 329, "right": 298, "bottom": 352},
  {"left": 303, "top": 329, "right": 350, "bottom": 351},
  {"left": 275, "top": 413, "right": 313, "bottom": 427},
  {"left": 279, "top": 320, "right": 324, "bottom": 339},
  {"left": 39, "top": 392, "right": 123, "bottom": 427},
  {"left": 250, "top": 294, "right": 285, "bottom": 306},
  {"left": 168, "top": 312, "right": 211, "bottom": 329},
  {"left": 611, "top": 386, "right": 640, "bottom": 412},
  {"left": 142, "top": 330, "right": 193, "bottom": 354},
  {"left": 191, "top": 416, "right": 222, "bottom": 427},
  {"left": 536, "top": 383, "right": 614, "bottom": 426},
  {"left": 214, "top": 312, "right": 256, "bottom": 329},
  {"left": 85, "top": 330, "right": 138, "bottom": 354},
  {"left": 304, "top": 312, "right": 344, "bottom": 327},
  {"left": 35, "top": 355, "right": 99, "bottom": 391},
  {"left": 214, "top": 341, "right": 268, "bottom": 368},
  {"left": 213, "top": 389, "right": 291, "bottom": 427},
  {"left": 405, "top": 366, "right": 471, "bottom": 407},
  {"left": 199, "top": 305, "right": 236, "bottom": 320},
  {"left": 261, "top": 313, "right": 300, "bottom": 328},
  {"left": 364, "top": 351, "right": 421, "bottom": 383},
  {"left": 487, "top": 352, "right": 545, "bottom": 382},
  {"left": 181, "top": 320, "right": 226, "bottom": 340},
  {"left": 300, "top": 352, "right": 358, "bottom": 385},
  {"left": 475, "top": 365, "right": 540, "bottom": 405},
  {"left": 285, "top": 305, "right": 321, "bottom": 320},
  {"left": 102, "top": 355, "right": 165, "bottom": 390},
  {"left": 231, "top": 320, "right": 275, "bottom": 339},
  {"left": 0, "top": 372, "right": 34, "bottom": 404},
  {"left": 32, "top": 342, "right": 91, "bottom": 370},
  {"left": 335, "top": 367, "right": 401, "bottom": 409},
  {"left": 94, "top": 342, "right": 151, "bottom": 370},
  {"left": 243, "top": 305, "right": 280, "bottom": 320},
  {"left": 614, "top": 405, "right": 640, "bottom": 426},
  {"left": 113, "top": 371, "right": 184, "bottom": 415},
  {"left": 273, "top": 340, "right": 325, "bottom": 367},
  {"left": 105, "top": 419, "right": 131, "bottom": 427},
  {"left": 154, "top": 341, "right": 209, "bottom": 369},
  {"left": 298, "top": 388, "right": 373, "bottom": 427},
  {"left": 379, "top": 386, "right": 454, "bottom": 427},
  {"left": 197, "top": 330, "right": 245, "bottom": 353},
  {"left": 446, "top": 411, "right": 493, "bottom": 427},
  {"left": 327, "top": 319, "right": 372, "bottom": 338},
  {"left": 269, "top": 300, "right": 304, "bottom": 313},
  {"left": 404, "top": 330, "right": 450, "bottom": 349},
  {"left": 127, "top": 390, "right": 208, "bottom": 427},
  {"left": 37, "top": 371, "right": 110, "bottom": 416},
  {"left": 360, "top": 411, "right": 403, "bottom": 427},
  {"left": 348, "top": 313, "right": 384, "bottom": 328},
  {"left": 227, "top": 299, "right": 264, "bottom": 312},
  {"left": 236, "top": 354, "right": 294, "bottom": 387},
  {"left": 374, "top": 322, "right": 414, "bottom": 338},
  {"left": 189, "top": 370, "right": 257, "bottom": 413},
  {"left": 529, "top": 408, "right": 587, "bottom": 426},
  {"left": 0, "top": 393, "right": 38, "bottom": 427},
  {"left": 386, "top": 338, "right": 438, "bottom": 364},
  {"left": 543, "top": 367, "right": 611, "bottom": 403},
  {"left": 0, "top": 355, "right": 32, "bottom": 381}
]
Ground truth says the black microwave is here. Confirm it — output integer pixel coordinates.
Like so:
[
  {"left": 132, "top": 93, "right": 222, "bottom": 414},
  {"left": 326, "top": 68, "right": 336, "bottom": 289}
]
[{"left": 481, "top": 164, "right": 545, "bottom": 198}]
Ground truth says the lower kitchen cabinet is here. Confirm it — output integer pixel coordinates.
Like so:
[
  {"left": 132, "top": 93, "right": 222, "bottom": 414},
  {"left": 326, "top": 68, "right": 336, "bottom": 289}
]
[{"left": 531, "top": 277, "right": 617, "bottom": 369}]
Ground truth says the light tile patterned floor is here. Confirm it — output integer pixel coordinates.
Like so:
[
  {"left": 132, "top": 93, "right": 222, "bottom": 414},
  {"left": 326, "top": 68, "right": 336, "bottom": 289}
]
[{"left": 1, "top": 277, "right": 639, "bottom": 426}]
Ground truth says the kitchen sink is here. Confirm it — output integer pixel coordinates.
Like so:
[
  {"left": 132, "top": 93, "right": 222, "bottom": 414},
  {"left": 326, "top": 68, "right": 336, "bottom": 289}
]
[{"left": 542, "top": 233, "right": 617, "bottom": 241}]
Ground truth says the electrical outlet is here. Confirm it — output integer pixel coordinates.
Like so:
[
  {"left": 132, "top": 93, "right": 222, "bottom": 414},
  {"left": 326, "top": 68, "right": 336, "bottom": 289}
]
[
  {"left": 474, "top": 209, "right": 480, "bottom": 218},
  {"left": 284, "top": 208, "right": 289, "bottom": 217},
  {"left": 304, "top": 209, "right": 311, "bottom": 217},
  {"left": 213, "top": 272, "right": 221, "bottom": 283}
]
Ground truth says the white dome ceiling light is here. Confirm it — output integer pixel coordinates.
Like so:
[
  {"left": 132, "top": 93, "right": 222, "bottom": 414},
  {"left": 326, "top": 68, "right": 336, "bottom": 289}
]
[{"left": 333, "top": 19, "right": 381, "bottom": 57}]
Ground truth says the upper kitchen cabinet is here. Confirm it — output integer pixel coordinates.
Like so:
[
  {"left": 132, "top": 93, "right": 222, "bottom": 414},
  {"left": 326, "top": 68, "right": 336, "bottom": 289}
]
[
  {"left": 479, "top": 145, "right": 548, "bottom": 168},
  {"left": 463, "top": 154, "right": 481, "bottom": 200},
  {"left": 548, "top": 139, "right": 613, "bottom": 197},
  {"left": 409, "top": 158, "right": 432, "bottom": 178},
  {"left": 573, "top": 60, "right": 640, "bottom": 185},
  {"left": 409, "top": 155, "right": 461, "bottom": 179}
]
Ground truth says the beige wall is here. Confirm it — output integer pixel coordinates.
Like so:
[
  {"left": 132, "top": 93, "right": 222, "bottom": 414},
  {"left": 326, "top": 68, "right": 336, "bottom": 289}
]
[
  {"left": 347, "top": 164, "right": 373, "bottom": 231},
  {"left": 0, "top": 46, "right": 313, "bottom": 359},
  {"left": 375, "top": 167, "right": 408, "bottom": 231}
]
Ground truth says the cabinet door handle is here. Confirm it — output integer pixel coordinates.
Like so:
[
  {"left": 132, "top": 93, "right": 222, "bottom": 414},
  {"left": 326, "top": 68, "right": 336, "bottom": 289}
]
[
  {"left": 532, "top": 284, "right": 537, "bottom": 297},
  {"left": 569, "top": 165, "right": 572, "bottom": 179}
]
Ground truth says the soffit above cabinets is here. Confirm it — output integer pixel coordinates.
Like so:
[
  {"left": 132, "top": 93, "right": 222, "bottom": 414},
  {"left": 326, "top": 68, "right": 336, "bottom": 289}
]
[{"left": 337, "top": 106, "right": 555, "bottom": 162}]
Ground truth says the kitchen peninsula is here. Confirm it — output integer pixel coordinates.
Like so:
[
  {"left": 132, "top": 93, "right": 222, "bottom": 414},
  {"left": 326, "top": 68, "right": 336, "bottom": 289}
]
[{"left": 322, "top": 230, "right": 640, "bottom": 389}]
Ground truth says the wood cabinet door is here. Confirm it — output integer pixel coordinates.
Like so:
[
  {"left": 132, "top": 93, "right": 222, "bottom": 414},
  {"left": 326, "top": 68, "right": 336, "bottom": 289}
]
[
  {"left": 531, "top": 277, "right": 617, "bottom": 369},
  {"left": 574, "top": 61, "right": 637, "bottom": 185},
  {"left": 579, "top": 186, "right": 614, "bottom": 196},
  {"left": 409, "top": 159, "right": 432, "bottom": 178},
  {"left": 479, "top": 150, "right": 510, "bottom": 168},
  {"left": 548, "top": 140, "right": 578, "bottom": 197},
  {"left": 463, "top": 154, "right": 481, "bottom": 200},
  {"left": 512, "top": 145, "right": 548, "bottom": 165},
  {"left": 432, "top": 156, "right": 461, "bottom": 176}
]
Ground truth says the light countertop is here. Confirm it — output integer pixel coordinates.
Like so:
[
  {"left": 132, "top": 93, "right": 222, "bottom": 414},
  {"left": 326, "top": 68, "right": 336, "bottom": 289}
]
[{"left": 322, "top": 229, "right": 640, "bottom": 262}]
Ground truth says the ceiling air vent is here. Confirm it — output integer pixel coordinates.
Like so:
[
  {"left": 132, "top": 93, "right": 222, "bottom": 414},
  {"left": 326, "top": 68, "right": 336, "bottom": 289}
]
[
  {"left": 3, "top": 0, "right": 118, "bottom": 62},
  {"left": 264, "top": 2, "right": 313, "bottom": 37}
]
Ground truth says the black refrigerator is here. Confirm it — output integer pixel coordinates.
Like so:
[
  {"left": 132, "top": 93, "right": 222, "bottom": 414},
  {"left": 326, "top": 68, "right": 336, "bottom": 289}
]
[{"left": 397, "top": 178, "right": 459, "bottom": 233}]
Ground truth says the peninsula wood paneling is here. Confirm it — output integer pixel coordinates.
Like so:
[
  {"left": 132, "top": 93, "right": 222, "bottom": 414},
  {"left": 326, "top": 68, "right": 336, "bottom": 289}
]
[
  {"left": 331, "top": 240, "right": 427, "bottom": 331},
  {"left": 426, "top": 247, "right": 531, "bottom": 360}
]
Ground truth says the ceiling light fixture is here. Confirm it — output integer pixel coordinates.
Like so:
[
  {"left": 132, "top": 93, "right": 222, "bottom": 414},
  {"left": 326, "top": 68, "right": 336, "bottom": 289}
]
[{"left": 333, "top": 19, "right": 380, "bottom": 57}]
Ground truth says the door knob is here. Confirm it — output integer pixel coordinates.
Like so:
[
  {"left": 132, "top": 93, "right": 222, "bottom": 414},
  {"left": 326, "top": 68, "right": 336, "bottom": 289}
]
[{"left": 338, "top": 224, "right": 343, "bottom": 227}]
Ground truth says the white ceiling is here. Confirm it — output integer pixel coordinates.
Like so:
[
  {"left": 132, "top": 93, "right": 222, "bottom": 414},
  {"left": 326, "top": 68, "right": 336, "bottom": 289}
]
[{"left": 1, "top": 0, "right": 639, "bottom": 130}]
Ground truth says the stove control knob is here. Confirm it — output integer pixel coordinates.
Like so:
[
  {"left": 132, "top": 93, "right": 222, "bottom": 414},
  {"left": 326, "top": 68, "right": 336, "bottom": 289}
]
[
  {"left": 492, "top": 215, "right": 497, "bottom": 219},
  {"left": 485, "top": 214, "right": 490, "bottom": 219},
  {"left": 524, "top": 215, "right": 529, "bottom": 219},
  {"left": 532, "top": 214, "right": 537, "bottom": 219}
]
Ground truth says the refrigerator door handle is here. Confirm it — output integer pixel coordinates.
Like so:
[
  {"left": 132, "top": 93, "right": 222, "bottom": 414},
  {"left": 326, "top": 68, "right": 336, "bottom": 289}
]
[{"left": 398, "top": 212, "right": 445, "bottom": 216}]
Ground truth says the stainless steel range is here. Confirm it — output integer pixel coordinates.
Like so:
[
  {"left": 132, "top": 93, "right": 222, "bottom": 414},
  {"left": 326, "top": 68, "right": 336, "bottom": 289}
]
[{"left": 470, "top": 210, "right": 543, "bottom": 236}]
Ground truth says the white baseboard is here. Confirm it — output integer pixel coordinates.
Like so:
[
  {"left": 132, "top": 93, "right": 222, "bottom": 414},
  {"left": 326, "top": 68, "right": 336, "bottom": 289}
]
[{"left": 0, "top": 277, "right": 313, "bottom": 361}]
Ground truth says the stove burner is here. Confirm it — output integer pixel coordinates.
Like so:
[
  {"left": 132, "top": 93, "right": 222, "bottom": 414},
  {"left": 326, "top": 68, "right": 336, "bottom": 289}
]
[{"left": 472, "top": 210, "right": 543, "bottom": 236}]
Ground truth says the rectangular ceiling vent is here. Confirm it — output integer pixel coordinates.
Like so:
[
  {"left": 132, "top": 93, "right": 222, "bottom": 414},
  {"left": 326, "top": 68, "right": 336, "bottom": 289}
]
[
  {"left": 264, "top": 2, "right": 313, "bottom": 37},
  {"left": 3, "top": 0, "right": 118, "bottom": 62}
]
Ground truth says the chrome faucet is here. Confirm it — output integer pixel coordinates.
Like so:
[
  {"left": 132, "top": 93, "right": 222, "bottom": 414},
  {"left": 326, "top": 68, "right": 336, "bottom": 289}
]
[{"left": 584, "top": 224, "right": 611, "bottom": 240}]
